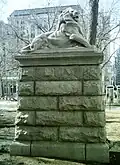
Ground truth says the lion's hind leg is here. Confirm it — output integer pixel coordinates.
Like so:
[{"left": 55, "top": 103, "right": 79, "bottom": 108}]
[{"left": 70, "top": 34, "right": 91, "bottom": 48}]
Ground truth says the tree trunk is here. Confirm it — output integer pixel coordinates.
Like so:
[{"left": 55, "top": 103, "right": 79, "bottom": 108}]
[{"left": 89, "top": 0, "right": 99, "bottom": 45}]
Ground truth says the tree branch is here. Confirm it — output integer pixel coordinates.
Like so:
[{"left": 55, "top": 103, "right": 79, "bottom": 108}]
[
  {"left": 102, "top": 23, "right": 120, "bottom": 39},
  {"left": 101, "top": 49, "right": 118, "bottom": 69},
  {"left": 7, "top": 24, "right": 30, "bottom": 44},
  {"left": 102, "top": 27, "right": 120, "bottom": 52}
]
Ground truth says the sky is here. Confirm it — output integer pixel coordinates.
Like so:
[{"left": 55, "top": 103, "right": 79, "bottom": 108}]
[{"left": 1, "top": 0, "right": 120, "bottom": 22}]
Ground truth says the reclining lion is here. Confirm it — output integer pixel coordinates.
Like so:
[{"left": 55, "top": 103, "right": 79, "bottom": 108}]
[{"left": 21, "top": 7, "right": 91, "bottom": 52}]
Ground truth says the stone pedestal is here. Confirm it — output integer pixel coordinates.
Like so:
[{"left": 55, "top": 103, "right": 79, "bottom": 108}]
[{"left": 10, "top": 48, "right": 109, "bottom": 163}]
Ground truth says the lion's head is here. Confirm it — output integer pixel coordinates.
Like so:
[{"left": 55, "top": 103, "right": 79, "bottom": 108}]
[
  {"left": 64, "top": 7, "right": 79, "bottom": 22},
  {"left": 60, "top": 7, "right": 79, "bottom": 23},
  {"left": 56, "top": 7, "right": 80, "bottom": 31}
]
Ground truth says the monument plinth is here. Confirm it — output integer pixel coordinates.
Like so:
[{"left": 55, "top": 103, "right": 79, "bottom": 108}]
[{"left": 10, "top": 48, "right": 109, "bottom": 163}]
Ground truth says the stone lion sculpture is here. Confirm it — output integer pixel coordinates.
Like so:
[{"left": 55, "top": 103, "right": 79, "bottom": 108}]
[{"left": 21, "top": 7, "right": 91, "bottom": 52}]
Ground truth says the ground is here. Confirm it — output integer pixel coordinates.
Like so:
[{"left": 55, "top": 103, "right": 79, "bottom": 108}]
[
  {"left": 0, "top": 100, "right": 17, "bottom": 110},
  {"left": 0, "top": 153, "right": 88, "bottom": 165},
  {"left": 106, "top": 106, "right": 120, "bottom": 141},
  {"left": 0, "top": 101, "right": 120, "bottom": 165}
]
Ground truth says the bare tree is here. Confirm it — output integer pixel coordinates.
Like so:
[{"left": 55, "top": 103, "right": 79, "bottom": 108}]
[{"left": 89, "top": 0, "right": 99, "bottom": 45}]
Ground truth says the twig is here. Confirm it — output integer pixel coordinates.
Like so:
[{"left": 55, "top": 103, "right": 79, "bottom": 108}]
[{"left": 101, "top": 49, "right": 118, "bottom": 69}]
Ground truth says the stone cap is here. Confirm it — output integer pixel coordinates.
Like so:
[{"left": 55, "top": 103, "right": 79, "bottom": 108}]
[{"left": 15, "top": 48, "right": 103, "bottom": 66}]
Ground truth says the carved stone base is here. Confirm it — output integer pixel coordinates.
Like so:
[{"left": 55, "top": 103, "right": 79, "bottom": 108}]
[{"left": 11, "top": 48, "right": 109, "bottom": 163}]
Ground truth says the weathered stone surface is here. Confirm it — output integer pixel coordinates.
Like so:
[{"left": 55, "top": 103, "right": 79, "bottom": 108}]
[
  {"left": 19, "top": 81, "right": 34, "bottom": 95},
  {"left": 35, "top": 81, "right": 82, "bottom": 95},
  {"left": 0, "top": 140, "right": 11, "bottom": 153},
  {"left": 86, "top": 143, "right": 109, "bottom": 163},
  {"left": 83, "top": 81, "right": 102, "bottom": 95},
  {"left": 59, "top": 127, "right": 106, "bottom": 142},
  {"left": 19, "top": 96, "right": 57, "bottom": 110},
  {"left": 0, "top": 127, "right": 15, "bottom": 140},
  {"left": 83, "top": 65, "right": 101, "bottom": 80},
  {"left": 16, "top": 48, "right": 103, "bottom": 66},
  {"left": 10, "top": 141, "right": 30, "bottom": 156},
  {"left": 22, "top": 67, "right": 35, "bottom": 81},
  {"left": 35, "top": 66, "right": 83, "bottom": 80},
  {"left": 36, "top": 111, "right": 83, "bottom": 126},
  {"left": 59, "top": 96, "right": 105, "bottom": 110},
  {"left": 31, "top": 141, "right": 85, "bottom": 161},
  {"left": 0, "top": 110, "right": 16, "bottom": 126},
  {"left": 21, "top": 65, "right": 101, "bottom": 81},
  {"left": 15, "top": 126, "right": 58, "bottom": 141},
  {"left": 15, "top": 111, "right": 35, "bottom": 125},
  {"left": 12, "top": 49, "right": 106, "bottom": 162},
  {"left": 84, "top": 112, "right": 105, "bottom": 126}
]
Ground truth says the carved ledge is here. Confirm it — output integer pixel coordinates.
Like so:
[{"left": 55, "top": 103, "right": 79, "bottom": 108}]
[{"left": 15, "top": 48, "right": 103, "bottom": 66}]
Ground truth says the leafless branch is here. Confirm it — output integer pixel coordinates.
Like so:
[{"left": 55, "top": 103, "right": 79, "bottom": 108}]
[
  {"left": 102, "top": 23, "right": 120, "bottom": 39},
  {"left": 97, "top": 14, "right": 110, "bottom": 39},
  {"left": 48, "top": 12, "right": 57, "bottom": 31},
  {"left": 29, "top": 14, "right": 46, "bottom": 33},
  {"left": 102, "top": 27, "right": 120, "bottom": 52},
  {"left": 101, "top": 49, "right": 118, "bottom": 69},
  {"left": 7, "top": 24, "right": 30, "bottom": 44}
]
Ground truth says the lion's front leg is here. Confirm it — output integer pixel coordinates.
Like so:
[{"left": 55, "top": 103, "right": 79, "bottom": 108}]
[{"left": 70, "top": 34, "right": 91, "bottom": 48}]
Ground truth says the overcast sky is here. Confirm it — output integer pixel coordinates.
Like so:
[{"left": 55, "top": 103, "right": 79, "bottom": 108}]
[{"left": 0, "top": 0, "right": 120, "bottom": 22}]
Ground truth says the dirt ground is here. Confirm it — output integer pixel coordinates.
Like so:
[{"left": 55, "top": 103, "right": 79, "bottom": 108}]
[
  {"left": 0, "top": 153, "right": 101, "bottom": 165},
  {"left": 106, "top": 107, "right": 120, "bottom": 141}
]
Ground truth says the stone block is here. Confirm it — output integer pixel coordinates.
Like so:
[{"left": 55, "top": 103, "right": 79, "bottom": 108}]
[
  {"left": 0, "top": 127, "right": 15, "bottom": 140},
  {"left": 10, "top": 141, "right": 30, "bottom": 156},
  {"left": 86, "top": 143, "right": 109, "bottom": 163},
  {"left": 19, "top": 81, "right": 34, "bottom": 95},
  {"left": 84, "top": 112, "right": 105, "bottom": 126},
  {"left": 83, "top": 65, "right": 101, "bottom": 80},
  {"left": 35, "top": 81, "right": 82, "bottom": 95},
  {"left": 19, "top": 96, "right": 57, "bottom": 110},
  {"left": 15, "top": 111, "right": 35, "bottom": 125},
  {"left": 21, "top": 67, "right": 35, "bottom": 81},
  {"left": 31, "top": 141, "right": 85, "bottom": 161},
  {"left": 83, "top": 81, "right": 102, "bottom": 95},
  {"left": 15, "top": 126, "right": 58, "bottom": 141},
  {"left": 36, "top": 111, "right": 83, "bottom": 126},
  {"left": 59, "top": 127, "right": 106, "bottom": 142},
  {"left": 59, "top": 96, "right": 104, "bottom": 111},
  {"left": 35, "top": 66, "right": 83, "bottom": 80},
  {"left": 0, "top": 110, "right": 16, "bottom": 126}
]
